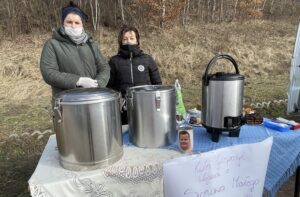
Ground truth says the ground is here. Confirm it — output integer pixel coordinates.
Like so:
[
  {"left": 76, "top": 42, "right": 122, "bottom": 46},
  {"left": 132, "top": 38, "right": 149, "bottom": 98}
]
[{"left": 1, "top": 20, "right": 300, "bottom": 196}]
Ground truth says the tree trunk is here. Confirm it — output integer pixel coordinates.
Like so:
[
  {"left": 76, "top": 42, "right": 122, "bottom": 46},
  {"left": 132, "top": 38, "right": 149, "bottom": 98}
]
[
  {"left": 220, "top": 0, "right": 224, "bottom": 22},
  {"left": 270, "top": 0, "right": 276, "bottom": 14},
  {"left": 233, "top": 0, "right": 239, "bottom": 20},
  {"left": 212, "top": 0, "right": 216, "bottom": 22},
  {"left": 262, "top": 0, "right": 268, "bottom": 10},
  {"left": 186, "top": 0, "right": 190, "bottom": 24},
  {"left": 89, "top": 0, "right": 99, "bottom": 31},
  {"left": 281, "top": 0, "right": 287, "bottom": 14},
  {"left": 6, "top": 1, "right": 16, "bottom": 38},
  {"left": 208, "top": 0, "right": 212, "bottom": 22},
  {"left": 161, "top": 0, "right": 166, "bottom": 28},
  {"left": 183, "top": 0, "right": 187, "bottom": 25},
  {"left": 197, "top": 0, "right": 202, "bottom": 19},
  {"left": 119, "top": 0, "right": 125, "bottom": 23}
]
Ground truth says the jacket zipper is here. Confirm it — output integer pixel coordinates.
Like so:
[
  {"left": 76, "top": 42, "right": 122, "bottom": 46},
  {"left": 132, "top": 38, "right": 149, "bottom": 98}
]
[
  {"left": 130, "top": 52, "right": 134, "bottom": 85},
  {"left": 76, "top": 45, "right": 85, "bottom": 71}
]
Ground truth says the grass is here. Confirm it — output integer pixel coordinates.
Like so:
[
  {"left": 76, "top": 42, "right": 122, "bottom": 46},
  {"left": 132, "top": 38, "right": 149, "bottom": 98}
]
[
  {"left": 0, "top": 99, "right": 53, "bottom": 139},
  {"left": 0, "top": 99, "right": 53, "bottom": 196},
  {"left": 181, "top": 74, "right": 289, "bottom": 110},
  {"left": 0, "top": 19, "right": 299, "bottom": 196},
  {"left": 0, "top": 137, "right": 50, "bottom": 197}
]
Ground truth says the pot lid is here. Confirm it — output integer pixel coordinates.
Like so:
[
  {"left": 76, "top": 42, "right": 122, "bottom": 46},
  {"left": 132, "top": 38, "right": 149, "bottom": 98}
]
[
  {"left": 206, "top": 72, "right": 244, "bottom": 81},
  {"left": 127, "top": 85, "right": 174, "bottom": 95},
  {"left": 56, "top": 88, "right": 119, "bottom": 102}
]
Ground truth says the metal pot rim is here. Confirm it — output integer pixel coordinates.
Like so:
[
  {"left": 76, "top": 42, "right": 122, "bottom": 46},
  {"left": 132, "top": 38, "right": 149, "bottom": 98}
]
[
  {"left": 126, "top": 85, "right": 175, "bottom": 97},
  {"left": 56, "top": 88, "right": 120, "bottom": 103}
]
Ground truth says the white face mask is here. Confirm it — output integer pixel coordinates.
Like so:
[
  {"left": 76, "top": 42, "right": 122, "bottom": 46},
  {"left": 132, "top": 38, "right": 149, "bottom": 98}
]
[{"left": 64, "top": 26, "right": 83, "bottom": 37}]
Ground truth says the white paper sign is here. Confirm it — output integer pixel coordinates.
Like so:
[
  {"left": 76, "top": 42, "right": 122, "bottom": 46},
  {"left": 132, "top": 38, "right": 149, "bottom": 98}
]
[{"left": 163, "top": 137, "right": 273, "bottom": 197}]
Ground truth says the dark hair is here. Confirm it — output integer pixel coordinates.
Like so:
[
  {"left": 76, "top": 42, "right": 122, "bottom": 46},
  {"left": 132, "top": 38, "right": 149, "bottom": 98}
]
[
  {"left": 118, "top": 25, "right": 140, "bottom": 47},
  {"left": 62, "top": 1, "right": 88, "bottom": 23},
  {"left": 179, "top": 130, "right": 190, "bottom": 137}
]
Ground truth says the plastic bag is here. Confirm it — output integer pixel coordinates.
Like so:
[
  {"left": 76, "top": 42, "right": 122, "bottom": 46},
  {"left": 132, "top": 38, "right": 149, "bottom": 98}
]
[{"left": 175, "top": 79, "right": 187, "bottom": 117}]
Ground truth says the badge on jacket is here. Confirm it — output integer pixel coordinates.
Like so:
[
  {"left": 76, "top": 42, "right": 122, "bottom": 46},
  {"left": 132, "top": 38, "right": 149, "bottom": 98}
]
[{"left": 138, "top": 65, "right": 145, "bottom": 72}]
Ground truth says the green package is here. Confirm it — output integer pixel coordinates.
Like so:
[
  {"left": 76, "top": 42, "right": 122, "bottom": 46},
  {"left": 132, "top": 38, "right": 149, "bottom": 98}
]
[{"left": 175, "top": 79, "right": 187, "bottom": 116}]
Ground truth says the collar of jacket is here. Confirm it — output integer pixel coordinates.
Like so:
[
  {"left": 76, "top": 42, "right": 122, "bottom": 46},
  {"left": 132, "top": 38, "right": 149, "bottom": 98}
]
[{"left": 117, "top": 47, "right": 143, "bottom": 58}]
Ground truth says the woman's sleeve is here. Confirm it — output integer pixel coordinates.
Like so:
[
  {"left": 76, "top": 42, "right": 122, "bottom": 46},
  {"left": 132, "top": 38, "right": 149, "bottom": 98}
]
[
  {"left": 40, "top": 40, "right": 80, "bottom": 89},
  {"left": 107, "top": 58, "right": 117, "bottom": 89},
  {"left": 148, "top": 55, "right": 162, "bottom": 85},
  {"left": 93, "top": 44, "right": 111, "bottom": 87}
]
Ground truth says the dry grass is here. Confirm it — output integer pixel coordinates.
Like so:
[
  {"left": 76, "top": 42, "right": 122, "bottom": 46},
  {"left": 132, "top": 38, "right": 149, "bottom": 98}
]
[
  {"left": 0, "top": 33, "right": 52, "bottom": 103},
  {"left": 0, "top": 19, "right": 296, "bottom": 138},
  {"left": 147, "top": 20, "right": 295, "bottom": 86},
  {"left": 0, "top": 20, "right": 296, "bottom": 104},
  {"left": 0, "top": 19, "right": 298, "bottom": 196}
]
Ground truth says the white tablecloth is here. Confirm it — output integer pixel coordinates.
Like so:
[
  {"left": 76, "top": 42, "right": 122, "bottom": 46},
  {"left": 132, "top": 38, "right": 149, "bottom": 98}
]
[{"left": 28, "top": 135, "right": 182, "bottom": 197}]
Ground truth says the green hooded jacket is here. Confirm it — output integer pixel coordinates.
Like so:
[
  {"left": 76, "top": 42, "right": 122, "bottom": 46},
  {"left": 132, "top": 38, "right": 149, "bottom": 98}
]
[{"left": 40, "top": 28, "right": 110, "bottom": 97}]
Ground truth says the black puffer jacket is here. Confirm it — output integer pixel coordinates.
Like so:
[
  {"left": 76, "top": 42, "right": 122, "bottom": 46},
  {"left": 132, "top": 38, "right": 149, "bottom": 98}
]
[{"left": 107, "top": 47, "right": 162, "bottom": 96}]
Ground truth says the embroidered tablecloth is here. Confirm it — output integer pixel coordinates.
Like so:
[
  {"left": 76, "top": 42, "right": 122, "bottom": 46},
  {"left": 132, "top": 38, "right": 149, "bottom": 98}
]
[
  {"left": 28, "top": 135, "right": 182, "bottom": 197},
  {"left": 28, "top": 125, "right": 300, "bottom": 197}
]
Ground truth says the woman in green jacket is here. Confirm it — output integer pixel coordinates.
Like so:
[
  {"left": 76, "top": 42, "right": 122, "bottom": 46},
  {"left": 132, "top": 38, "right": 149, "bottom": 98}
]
[{"left": 40, "top": 1, "right": 110, "bottom": 98}]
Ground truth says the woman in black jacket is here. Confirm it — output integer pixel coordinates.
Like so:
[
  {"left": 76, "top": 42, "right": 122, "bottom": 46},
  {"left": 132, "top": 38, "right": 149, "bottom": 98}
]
[{"left": 107, "top": 26, "right": 162, "bottom": 124}]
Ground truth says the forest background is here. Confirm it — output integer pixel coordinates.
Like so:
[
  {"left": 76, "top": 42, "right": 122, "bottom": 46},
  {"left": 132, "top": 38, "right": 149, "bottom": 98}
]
[{"left": 1, "top": 0, "right": 300, "bottom": 196}]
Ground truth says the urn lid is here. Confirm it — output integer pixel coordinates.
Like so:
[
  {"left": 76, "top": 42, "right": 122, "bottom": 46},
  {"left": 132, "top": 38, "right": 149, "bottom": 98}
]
[{"left": 56, "top": 88, "right": 119, "bottom": 103}]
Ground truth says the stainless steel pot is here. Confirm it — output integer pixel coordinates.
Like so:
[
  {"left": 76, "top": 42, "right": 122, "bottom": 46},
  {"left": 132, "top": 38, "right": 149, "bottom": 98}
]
[
  {"left": 126, "top": 85, "right": 176, "bottom": 148},
  {"left": 202, "top": 54, "right": 245, "bottom": 142},
  {"left": 53, "top": 88, "right": 123, "bottom": 171}
]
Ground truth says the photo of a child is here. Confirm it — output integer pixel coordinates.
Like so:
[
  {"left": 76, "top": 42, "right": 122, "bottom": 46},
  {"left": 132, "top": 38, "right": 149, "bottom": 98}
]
[{"left": 179, "top": 130, "right": 193, "bottom": 152}]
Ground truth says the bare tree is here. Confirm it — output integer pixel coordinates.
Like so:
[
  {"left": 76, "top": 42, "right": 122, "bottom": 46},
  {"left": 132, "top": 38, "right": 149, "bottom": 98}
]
[
  {"left": 233, "top": 0, "right": 239, "bottom": 19},
  {"left": 219, "top": 0, "right": 224, "bottom": 21},
  {"left": 183, "top": 0, "right": 190, "bottom": 25},
  {"left": 207, "top": 0, "right": 211, "bottom": 22},
  {"left": 90, "top": 0, "right": 100, "bottom": 31},
  {"left": 262, "top": 0, "right": 268, "bottom": 10},
  {"left": 161, "top": 0, "right": 166, "bottom": 28},
  {"left": 119, "top": 0, "right": 125, "bottom": 23},
  {"left": 211, "top": 0, "right": 217, "bottom": 21},
  {"left": 281, "top": 0, "right": 288, "bottom": 14},
  {"left": 196, "top": 0, "right": 205, "bottom": 22},
  {"left": 270, "top": 0, "right": 276, "bottom": 13}
]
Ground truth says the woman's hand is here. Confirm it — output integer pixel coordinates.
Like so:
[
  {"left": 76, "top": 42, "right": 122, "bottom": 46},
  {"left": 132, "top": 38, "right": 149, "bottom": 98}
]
[{"left": 76, "top": 77, "right": 98, "bottom": 88}]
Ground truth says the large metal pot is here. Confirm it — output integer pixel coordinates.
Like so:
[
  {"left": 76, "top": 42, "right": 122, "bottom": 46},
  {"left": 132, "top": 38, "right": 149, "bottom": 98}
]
[
  {"left": 53, "top": 88, "right": 123, "bottom": 171},
  {"left": 126, "top": 85, "right": 176, "bottom": 148},
  {"left": 202, "top": 54, "right": 245, "bottom": 142}
]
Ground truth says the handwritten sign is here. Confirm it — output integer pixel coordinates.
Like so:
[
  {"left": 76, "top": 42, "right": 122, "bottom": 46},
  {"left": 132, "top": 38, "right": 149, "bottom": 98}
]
[{"left": 163, "top": 137, "right": 273, "bottom": 197}]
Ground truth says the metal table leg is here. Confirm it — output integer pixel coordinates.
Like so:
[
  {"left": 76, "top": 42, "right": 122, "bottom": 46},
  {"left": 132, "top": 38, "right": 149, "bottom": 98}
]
[{"left": 295, "top": 166, "right": 300, "bottom": 197}]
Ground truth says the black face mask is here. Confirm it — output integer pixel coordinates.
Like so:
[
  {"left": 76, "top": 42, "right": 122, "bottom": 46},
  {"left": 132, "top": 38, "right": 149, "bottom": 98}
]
[
  {"left": 120, "top": 44, "right": 138, "bottom": 52},
  {"left": 118, "top": 44, "right": 141, "bottom": 58}
]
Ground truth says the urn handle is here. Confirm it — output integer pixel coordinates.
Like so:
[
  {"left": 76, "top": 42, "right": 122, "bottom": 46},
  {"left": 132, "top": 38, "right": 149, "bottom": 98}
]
[{"left": 203, "top": 53, "right": 240, "bottom": 86}]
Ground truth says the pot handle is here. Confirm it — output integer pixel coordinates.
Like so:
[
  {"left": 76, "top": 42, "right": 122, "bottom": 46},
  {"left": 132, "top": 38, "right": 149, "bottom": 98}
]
[
  {"left": 119, "top": 93, "right": 126, "bottom": 112},
  {"left": 203, "top": 53, "right": 240, "bottom": 86},
  {"left": 54, "top": 98, "right": 62, "bottom": 123},
  {"left": 155, "top": 91, "right": 161, "bottom": 111}
]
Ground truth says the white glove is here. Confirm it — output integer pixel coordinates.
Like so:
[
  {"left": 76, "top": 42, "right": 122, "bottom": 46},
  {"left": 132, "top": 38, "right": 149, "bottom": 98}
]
[{"left": 76, "top": 77, "right": 98, "bottom": 88}]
